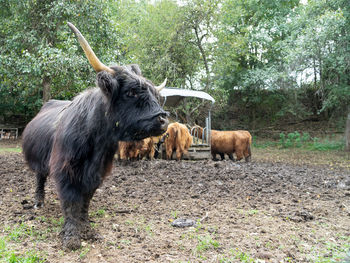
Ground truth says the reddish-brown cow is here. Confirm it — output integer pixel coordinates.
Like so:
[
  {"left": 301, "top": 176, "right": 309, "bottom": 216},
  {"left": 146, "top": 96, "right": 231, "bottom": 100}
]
[
  {"left": 118, "top": 137, "right": 156, "bottom": 160},
  {"left": 193, "top": 126, "right": 252, "bottom": 162},
  {"left": 163, "top": 122, "right": 192, "bottom": 161}
]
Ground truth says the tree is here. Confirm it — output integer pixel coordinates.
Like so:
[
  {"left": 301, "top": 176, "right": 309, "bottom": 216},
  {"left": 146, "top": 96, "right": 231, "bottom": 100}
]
[
  {"left": 111, "top": 0, "right": 201, "bottom": 89},
  {"left": 346, "top": 112, "right": 350, "bottom": 151},
  {"left": 213, "top": 0, "right": 300, "bottom": 128},
  {"left": 181, "top": 0, "right": 219, "bottom": 92},
  {"left": 284, "top": 0, "right": 350, "bottom": 120},
  {"left": 0, "top": 0, "right": 120, "bottom": 121}
]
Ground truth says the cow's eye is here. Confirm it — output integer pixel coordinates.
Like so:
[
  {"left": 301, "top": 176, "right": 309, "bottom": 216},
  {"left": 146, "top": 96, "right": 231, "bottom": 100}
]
[{"left": 127, "top": 88, "right": 138, "bottom": 98}]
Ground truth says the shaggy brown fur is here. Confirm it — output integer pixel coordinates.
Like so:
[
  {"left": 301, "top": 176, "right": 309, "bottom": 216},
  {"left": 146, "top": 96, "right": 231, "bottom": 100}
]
[
  {"left": 193, "top": 125, "right": 252, "bottom": 162},
  {"left": 164, "top": 122, "right": 192, "bottom": 161},
  {"left": 118, "top": 137, "right": 156, "bottom": 160}
]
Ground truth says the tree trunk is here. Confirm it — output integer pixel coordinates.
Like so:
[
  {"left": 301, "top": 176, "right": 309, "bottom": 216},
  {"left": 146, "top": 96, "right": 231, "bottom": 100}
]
[
  {"left": 346, "top": 112, "right": 350, "bottom": 152},
  {"left": 42, "top": 76, "right": 51, "bottom": 103},
  {"left": 194, "top": 27, "right": 210, "bottom": 92}
]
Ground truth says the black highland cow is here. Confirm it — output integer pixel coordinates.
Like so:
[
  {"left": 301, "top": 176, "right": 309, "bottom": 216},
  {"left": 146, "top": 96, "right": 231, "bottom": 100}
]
[{"left": 22, "top": 23, "right": 168, "bottom": 250}]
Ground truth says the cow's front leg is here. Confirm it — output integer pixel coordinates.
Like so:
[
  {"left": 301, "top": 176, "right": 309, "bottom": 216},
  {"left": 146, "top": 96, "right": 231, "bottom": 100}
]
[
  {"left": 61, "top": 199, "right": 83, "bottom": 250},
  {"left": 228, "top": 153, "right": 235, "bottom": 161},
  {"left": 80, "top": 193, "right": 100, "bottom": 241}
]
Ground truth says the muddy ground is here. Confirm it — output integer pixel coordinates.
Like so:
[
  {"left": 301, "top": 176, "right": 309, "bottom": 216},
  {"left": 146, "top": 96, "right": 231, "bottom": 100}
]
[{"left": 0, "top": 142, "right": 350, "bottom": 262}]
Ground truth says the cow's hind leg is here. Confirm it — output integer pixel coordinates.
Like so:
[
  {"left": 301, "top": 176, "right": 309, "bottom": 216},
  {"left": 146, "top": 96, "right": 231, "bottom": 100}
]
[
  {"left": 235, "top": 150, "right": 244, "bottom": 161},
  {"left": 244, "top": 144, "right": 252, "bottom": 162},
  {"left": 175, "top": 147, "right": 183, "bottom": 161},
  {"left": 34, "top": 172, "right": 48, "bottom": 208},
  {"left": 219, "top": 153, "right": 225, "bottom": 161},
  {"left": 166, "top": 146, "right": 173, "bottom": 160}
]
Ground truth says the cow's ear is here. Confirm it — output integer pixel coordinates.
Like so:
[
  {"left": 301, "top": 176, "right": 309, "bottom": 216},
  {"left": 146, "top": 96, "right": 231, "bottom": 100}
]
[
  {"left": 96, "top": 71, "right": 118, "bottom": 98},
  {"left": 129, "top": 64, "right": 142, "bottom": 76}
]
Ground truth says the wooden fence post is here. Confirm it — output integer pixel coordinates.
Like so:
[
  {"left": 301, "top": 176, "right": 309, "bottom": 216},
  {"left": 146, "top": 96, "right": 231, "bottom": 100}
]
[{"left": 346, "top": 112, "right": 350, "bottom": 151}]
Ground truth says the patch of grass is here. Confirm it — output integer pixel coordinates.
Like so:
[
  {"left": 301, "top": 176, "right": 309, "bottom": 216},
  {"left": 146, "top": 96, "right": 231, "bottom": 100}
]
[
  {"left": 4, "top": 222, "right": 52, "bottom": 243},
  {"left": 144, "top": 224, "right": 153, "bottom": 236},
  {"left": 119, "top": 239, "right": 131, "bottom": 246},
  {"left": 253, "top": 140, "right": 350, "bottom": 168},
  {"left": 278, "top": 131, "right": 345, "bottom": 151},
  {"left": 90, "top": 209, "right": 107, "bottom": 219},
  {"left": 222, "top": 249, "right": 256, "bottom": 263},
  {"left": 49, "top": 216, "right": 64, "bottom": 227},
  {"left": 308, "top": 137, "right": 345, "bottom": 151},
  {"left": 34, "top": 216, "right": 63, "bottom": 234},
  {"left": 255, "top": 132, "right": 346, "bottom": 152},
  {"left": 124, "top": 219, "right": 134, "bottom": 226},
  {"left": 0, "top": 236, "right": 45, "bottom": 262},
  {"left": 235, "top": 251, "right": 255, "bottom": 262},
  {"left": 248, "top": 209, "right": 259, "bottom": 216},
  {"left": 195, "top": 234, "right": 220, "bottom": 255},
  {"left": 95, "top": 209, "right": 107, "bottom": 218},
  {"left": 253, "top": 136, "right": 278, "bottom": 149},
  {"left": 5, "top": 223, "right": 39, "bottom": 242},
  {"left": 0, "top": 147, "right": 22, "bottom": 153},
  {"left": 311, "top": 236, "right": 350, "bottom": 263},
  {"left": 171, "top": 210, "right": 179, "bottom": 219},
  {"left": 79, "top": 246, "right": 90, "bottom": 260}
]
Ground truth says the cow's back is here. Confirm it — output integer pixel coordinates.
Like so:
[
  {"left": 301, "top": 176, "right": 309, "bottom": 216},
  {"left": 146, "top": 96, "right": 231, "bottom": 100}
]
[
  {"left": 22, "top": 100, "right": 70, "bottom": 174},
  {"left": 211, "top": 130, "right": 236, "bottom": 154},
  {"left": 176, "top": 123, "right": 192, "bottom": 151},
  {"left": 165, "top": 123, "right": 178, "bottom": 150}
]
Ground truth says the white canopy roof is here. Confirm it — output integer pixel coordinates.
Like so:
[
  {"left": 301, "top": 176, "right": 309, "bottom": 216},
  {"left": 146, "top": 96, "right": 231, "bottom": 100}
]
[{"left": 160, "top": 88, "right": 215, "bottom": 107}]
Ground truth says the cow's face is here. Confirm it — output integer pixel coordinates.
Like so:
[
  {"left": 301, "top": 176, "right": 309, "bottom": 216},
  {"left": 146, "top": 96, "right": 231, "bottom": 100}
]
[
  {"left": 67, "top": 22, "right": 168, "bottom": 140},
  {"left": 97, "top": 66, "right": 168, "bottom": 141}
]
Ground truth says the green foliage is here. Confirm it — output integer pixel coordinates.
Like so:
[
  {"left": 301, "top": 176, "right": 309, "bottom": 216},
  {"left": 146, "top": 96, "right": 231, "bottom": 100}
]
[
  {"left": 213, "top": 0, "right": 350, "bottom": 128},
  {"left": 113, "top": 0, "right": 204, "bottom": 88},
  {"left": 309, "top": 137, "right": 345, "bottom": 151},
  {"left": 0, "top": 0, "right": 121, "bottom": 120},
  {"left": 1, "top": 0, "right": 349, "bottom": 130},
  {"left": 279, "top": 131, "right": 344, "bottom": 150},
  {"left": 280, "top": 131, "right": 303, "bottom": 148}
]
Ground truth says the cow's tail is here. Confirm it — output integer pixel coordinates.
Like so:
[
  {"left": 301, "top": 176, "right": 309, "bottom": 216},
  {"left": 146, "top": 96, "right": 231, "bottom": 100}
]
[{"left": 245, "top": 138, "right": 252, "bottom": 162}]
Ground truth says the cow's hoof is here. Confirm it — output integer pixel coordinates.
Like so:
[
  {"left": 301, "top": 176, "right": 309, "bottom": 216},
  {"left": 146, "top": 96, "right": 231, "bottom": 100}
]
[
  {"left": 63, "top": 234, "right": 81, "bottom": 250},
  {"left": 34, "top": 202, "right": 43, "bottom": 209},
  {"left": 34, "top": 198, "right": 44, "bottom": 209}
]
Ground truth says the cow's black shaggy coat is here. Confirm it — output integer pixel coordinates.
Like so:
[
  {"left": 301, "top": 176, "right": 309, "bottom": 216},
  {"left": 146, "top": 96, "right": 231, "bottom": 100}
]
[{"left": 22, "top": 65, "right": 168, "bottom": 249}]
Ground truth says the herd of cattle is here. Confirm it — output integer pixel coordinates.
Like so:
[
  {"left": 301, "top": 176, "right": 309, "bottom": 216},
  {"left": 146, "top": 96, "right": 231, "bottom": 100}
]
[{"left": 117, "top": 122, "right": 252, "bottom": 162}]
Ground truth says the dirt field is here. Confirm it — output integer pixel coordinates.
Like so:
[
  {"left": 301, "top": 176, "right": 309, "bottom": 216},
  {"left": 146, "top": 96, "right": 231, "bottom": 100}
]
[{"left": 0, "top": 141, "right": 349, "bottom": 262}]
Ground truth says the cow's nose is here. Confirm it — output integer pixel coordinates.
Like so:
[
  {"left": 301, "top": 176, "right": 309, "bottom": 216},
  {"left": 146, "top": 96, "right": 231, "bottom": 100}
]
[{"left": 158, "top": 115, "right": 168, "bottom": 131}]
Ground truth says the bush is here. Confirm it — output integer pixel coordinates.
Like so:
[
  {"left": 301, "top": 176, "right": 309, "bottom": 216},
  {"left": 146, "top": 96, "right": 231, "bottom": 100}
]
[
  {"left": 279, "top": 131, "right": 306, "bottom": 148},
  {"left": 278, "top": 131, "right": 344, "bottom": 151}
]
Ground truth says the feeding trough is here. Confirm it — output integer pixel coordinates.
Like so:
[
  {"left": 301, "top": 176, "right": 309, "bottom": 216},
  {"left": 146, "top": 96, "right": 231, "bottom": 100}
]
[{"left": 160, "top": 88, "right": 215, "bottom": 160}]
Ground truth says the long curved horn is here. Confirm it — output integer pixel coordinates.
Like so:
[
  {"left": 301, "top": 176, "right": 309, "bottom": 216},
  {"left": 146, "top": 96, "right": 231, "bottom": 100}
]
[
  {"left": 67, "top": 22, "right": 114, "bottom": 74},
  {"left": 155, "top": 78, "right": 167, "bottom": 92}
]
